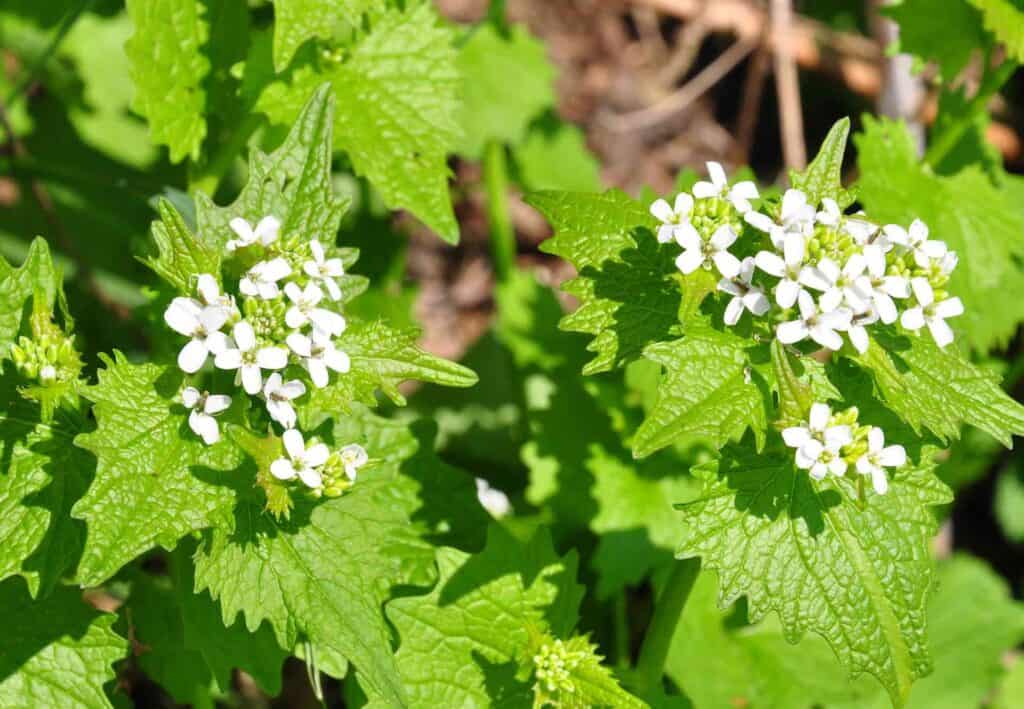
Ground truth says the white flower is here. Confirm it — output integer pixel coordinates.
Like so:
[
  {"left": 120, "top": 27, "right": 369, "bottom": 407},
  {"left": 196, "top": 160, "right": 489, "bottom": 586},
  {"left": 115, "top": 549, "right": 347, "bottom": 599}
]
[
  {"left": 227, "top": 215, "right": 280, "bottom": 251},
  {"left": 776, "top": 291, "right": 852, "bottom": 351},
  {"left": 882, "top": 219, "right": 947, "bottom": 268},
  {"left": 271, "top": 429, "right": 329, "bottom": 489},
  {"left": 339, "top": 444, "right": 368, "bottom": 482},
  {"left": 214, "top": 321, "right": 288, "bottom": 394},
  {"left": 164, "top": 297, "right": 231, "bottom": 373},
  {"left": 854, "top": 244, "right": 909, "bottom": 324},
  {"left": 691, "top": 161, "right": 759, "bottom": 213},
  {"left": 754, "top": 232, "right": 808, "bottom": 308},
  {"left": 855, "top": 427, "right": 906, "bottom": 495},
  {"left": 286, "top": 330, "right": 350, "bottom": 388},
  {"left": 844, "top": 213, "right": 878, "bottom": 244},
  {"left": 815, "top": 198, "right": 841, "bottom": 227},
  {"left": 938, "top": 250, "right": 958, "bottom": 277},
  {"left": 745, "top": 188, "right": 815, "bottom": 248},
  {"left": 650, "top": 193, "right": 695, "bottom": 244},
  {"left": 262, "top": 372, "right": 306, "bottom": 429},
  {"left": 847, "top": 306, "right": 878, "bottom": 354},
  {"left": 475, "top": 478, "right": 511, "bottom": 518},
  {"left": 182, "top": 387, "right": 231, "bottom": 445},
  {"left": 900, "top": 277, "right": 963, "bottom": 348},
  {"left": 718, "top": 257, "right": 770, "bottom": 325},
  {"left": 800, "top": 255, "right": 871, "bottom": 313},
  {"left": 194, "top": 273, "right": 235, "bottom": 315},
  {"left": 239, "top": 257, "right": 292, "bottom": 300},
  {"left": 283, "top": 282, "right": 346, "bottom": 336},
  {"left": 676, "top": 224, "right": 741, "bottom": 278},
  {"left": 782, "top": 403, "right": 852, "bottom": 480},
  {"left": 303, "top": 240, "right": 345, "bottom": 301}
]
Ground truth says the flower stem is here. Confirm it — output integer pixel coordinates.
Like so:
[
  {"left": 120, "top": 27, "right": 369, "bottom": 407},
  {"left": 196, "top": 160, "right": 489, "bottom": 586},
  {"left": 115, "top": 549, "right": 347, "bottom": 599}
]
[
  {"left": 483, "top": 140, "right": 516, "bottom": 282},
  {"left": 924, "top": 58, "right": 1018, "bottom": 168},
  {"left": 633, "top": 558, "right": 701, "bottom": 694}
]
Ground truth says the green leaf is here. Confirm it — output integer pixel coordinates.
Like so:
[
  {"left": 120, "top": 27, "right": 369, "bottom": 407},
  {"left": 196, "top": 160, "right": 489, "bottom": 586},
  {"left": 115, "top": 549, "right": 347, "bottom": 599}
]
[
  {"left": 456, "top": 22, "right": 555, "bottom": 158},
  {"left": 529, "top": 190, "right": 681, "bottom": 375},
  {"left": 512, "top": 117, "right": 602, "bottom": 192},
  {"left": 192, "top": 444, "right": 436, "bottom": 704},
  {"left": 633, "top": 325, "right": 767, "bottom": 458},
  {"left": 124, "top": 0, "right": 209, "bottom": 162},
  {"left": 789, "top": 117, "right": 857, "bottom": 209},
  {"left": 885, "top": 0, "right": 988, "bottom": 79},
  {"left": 995, "top": 459, "right": 1024, "bottom": 542},
  {"left": 0, "top": 578, "right": 125, "bottom": 708},
  {"left": 304, "top": 320, "right": 477, "bottom": 415},
  {"left": 678, "top": 444, "right": 952, "bottom": 704},
  {"left": 856, "top": 115, "right": 1024, "bottom": 351},
  {"left": 378, "top": 526, "right": 584, "bottom": 707},
  {"left": 851, "top": 329, "right": 1024, "bottom": 446},
  {"left": 144, "top": 199, "right": 222, "bottom": 294},
  {"left": 272, "top": 0, "right": 385, "bottom": 71},
  {"left": 995, "top": 656, "right": 1024, "bottom": 709},
  {"left": 196, "top": 84, "right": 352, "bottom": 253},
  {"left": 968, "top": 0, "right": 1024, "bottom": 61},
  {"left": 71, "top": 353, "right": 242, "bottom": 587},
  {"left": 531, "top": 633, "right": 647, "bottom": 709},
  {"left": 258, "top": 3, "right": 461, "bottom": 242},
  {"left": 0, "top": 238, "right": 58, "bottom": 366}
]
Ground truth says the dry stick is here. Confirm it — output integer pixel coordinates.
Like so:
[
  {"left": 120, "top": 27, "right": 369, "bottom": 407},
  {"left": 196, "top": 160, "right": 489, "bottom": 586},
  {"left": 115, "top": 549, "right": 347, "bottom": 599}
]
[
  {"left": 604, "top": 38, "right": 757, "bottom": 133},
  {"left": 770, "top": 0, "right": 806, "bottom": 169},
  {"left": 655, "top": 11, "right": 710, "bottom": 88},
  {"left": 0, "top": 99, "right": 132, "bottom": 320},
  {"left": 869, "top": 0, "right": 926, "bottom": 156},
  {"left": 733, "top": 43, "right": 771, "bottom": 164}
]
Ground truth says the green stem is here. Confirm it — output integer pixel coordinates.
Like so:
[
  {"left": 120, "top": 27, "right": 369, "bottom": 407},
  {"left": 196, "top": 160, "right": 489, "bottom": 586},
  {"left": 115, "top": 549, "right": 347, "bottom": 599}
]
[
  {"left": 5, "top": 1, "right": 93, "bottom": 106},
  {"left": 613, "top": 593, "right": 630, "bottom": 668},
  {"left": 483, "top": 140, "right": 515, "bottom": 282},
  {"left": 633, "top": 558, "right": 700, "bottom": 694},
  {"left": 189, "top": 112, "right": 264, "bottom": 197},
  {"left": 924, "top": 59, "right": 1018, "bottom": 168}
]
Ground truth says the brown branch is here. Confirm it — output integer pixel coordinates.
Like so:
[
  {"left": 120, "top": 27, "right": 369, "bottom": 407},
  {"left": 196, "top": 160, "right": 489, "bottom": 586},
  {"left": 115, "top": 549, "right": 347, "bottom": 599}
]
[
  {"left": 733, "top": 44, "right": 771, "bottom": 163},
  {"left": 770, "top": 0, "right": 806, "bottom": 168}
]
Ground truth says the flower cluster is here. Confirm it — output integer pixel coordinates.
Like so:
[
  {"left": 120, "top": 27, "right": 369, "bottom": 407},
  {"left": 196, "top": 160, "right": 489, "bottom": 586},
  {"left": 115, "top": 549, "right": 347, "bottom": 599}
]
[
  {"left": 650, "top": 163, "right": 963, "bottom": 350},
  {"left": 782, "top": 402, "right": 906, "bottom": 495},
  {"left": 163, "top": 215, "right": 366, "bottom": 497}
]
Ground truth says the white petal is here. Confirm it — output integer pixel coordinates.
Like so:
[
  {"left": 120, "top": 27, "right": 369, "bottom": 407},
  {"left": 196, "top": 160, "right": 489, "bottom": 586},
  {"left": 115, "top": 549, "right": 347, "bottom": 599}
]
[
  {"left": 262, "top": 257, "right": 292, "bottom": 282},
  {"left": 927, "top": 317, "right": 955, "bottom": 348},
  {"left": 284, "top": 281, "right": 303, "bottom": 305},
  {"left": 239, "top": 278, "right": 259, "bottom": 297},
  {"left": 910, "top": 277, "right": 933, "bottom": 306},
  {"left": 309, "top": 239, "right": 325, "bottom": 263},
  {"left": 719, "top": 279, "right": 744, "bottom": 297},
  {"left": 809, "top": 403, "right": 830, "bottom": 431},
  {"left": 189, "top": 411, "right": 219, "bottom": 445},
  {"left": 707, "top": 161, "right": 728, "bottom": 188},
  {"left": 165, "top": 298, "right": 201, "bottom": 336},
  {"left": 781, "top": 189, "right": 807, "bottom": 219},
  {"left": 810, "top": 325, "right": 843, "bottom": 351},
  {"left": 267, "top": 399, "right": 296, "bottom": 429},
  {"left": 286, "top": 307, "right": 308, "bottom": 330},
  {"left": 673, "top": 192, "right": 694, "bottom": 215},
  {"left": 287, "top": 332, "right": 312, "bottom": 357},
  {"left": 795, "top": 448, "right": 817, "bottom": 470},
  {"left": 908, "top": 218, "right": 928, "bottom": 243},
  {"left": 881, "top": 276, "right": 910, "bottom": 299},
  {"left": 675, "top": 248, "right": 705, "bottom": 275},
  {"left": 871, "top": 467, "right": 889, "bottom": 494},
  {"left": 796, "top": 290, "right": 817, "bottom": 319},
  {"left": 776, "top": 319, "right": 809, "bottom": 344},
  {"left": 308, "top": 358, "right": 329, "bottom": 388},
  {"left": 205, "top": 331, "right": 231, "bottom": 356},
  {"left": 819, "top": 307, "right": 852, "bottom": 331},
  {"left": 255, "top": 215, "right": 280, "bottom": 244},
  {"left": 933, "top": 297, "right": 963, "bottom": 319},
  {"left": 863, "top": 244, "right": 885, "bottom": 278},
  {"left": 241, "top": 364, "right": 263, "bottom": 394},
  {"left": 744, "top": 211, "right": 776, "bottom": 234},
  {"left": 879, "top": 445, "right": 906, "bottom": 467},
  {"left": 178, "top": 339, "right": 209, "bottom": 373},
  {"left": 710, "top": 224, "right": 737, "bottom": 250},
  {"left": 843, "top": 253, "right": 867, "bottom": 279},
  {"left": 200, "top": 306, "right": 228, "bottom": 334},
  {"left": 724, "top": 297, "right": 744, "bottom": 326},
  {"left": 283, "top": 429, "right": 305, "bottom": 459},
  {"left": 257, "top": 347, "right": 288, "bottom": 370},
  {"left": 323, "top": 347, "right": 350, "bottom": 374},
  {"left": 257, "top": 281, "right": 280, "bottom": 300},
  {"left": 233, "top": 321, "right": 256, "bottom": 352},
  {"left": 828, "top": 457, "right": 848, "bottom": 476},
  {"left": 712, "top": 251, "right": 741, "bottom": 280},
  {"left": 776, "top": 279, "right": 801, "bottom": 309},
  {"left": 304, "top": 443, "right": 330, "bottom": 468},
  {"left": 271, "top": 458, "right": 297, "bottom": 480},
  {"left": 297, "top": 465, "right": 322, "bottom": 489},
  {"left": 196, "top": 274, "right": 220, "bottom": 303},
  {"left": 848, "top": 325, "right": 869, "bottom": 353},
  {"left": 263, "top": 371, "right": 283, "bottom": 396},
  {"left": 302, "top": 282, "right": 323, "bottom": 306},
  {"left": 824, "top": 425, "right": 852, "bottom": 449},
  {"left": 867, "top": 426, "right": 884, "bottom": 455},
  {"left": 323, "top": 278, "right": 342, "bottom": 301},
  {"left": 674, "top": 222, "right": 701, "bottom": 251},
  {"left": 819, "top": 288, "right": 843, "bottom": 313},
  {"left": 809, "top": 461, "right": 829, "bottom": 480},
  {"left": 214, "top": 348, "right": 242, "bottom": 370},
  {"left": 280, "top": 380, "right": 306, "bottom": 400},
  {"left": 799, "top": 266, "right": 832, "bottom": 292},
  {"left": 204, "top": 395, "right": 231, "bottom": 415},
  {"left": 181, "top": 386, "right": 201, "bottom": 409},
  {"left": 310, "top": 309, "right": 346, "bottom": 337},
  {"left": 783, "top": 426, "right": 812, "bottom": 448},
  {"left": 783, "top": 233, "right": 805, "bottom": 266},
  {"left": 656, "top": 224, "right": 676, "bottom": 244},
  {"left": 650, "top": 198, "right": 673, "bottom": 222},
  {"left": 901, "top": 307, "right": 926, "bottom": 331},
  {"left": 755, "top": 251, "right": 786, "bottom": 277},
  {"left": 873, "top": 292, "right": 898, "bottom": 324},
  {"left": 856, "top": 456, "right": 874, "bottom": 476},
  {"left": 743, "top": 290, "right": 770, "bottom": 316},
  {"left": 229, "top": 217, "right": 255, "bottom": 242},
  {"left": 691, "top": 180, "right": 718, "bottom": 199},
  {"left": 730, "top": 180, "right": 759, "bottom": 202}
]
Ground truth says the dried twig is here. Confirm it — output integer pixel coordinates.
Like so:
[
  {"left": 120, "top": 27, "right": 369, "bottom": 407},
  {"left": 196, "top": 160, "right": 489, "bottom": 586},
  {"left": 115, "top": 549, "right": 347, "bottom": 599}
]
[
  {"left": 770, "top": 0, "right": 806, "bottom": 169},
  {"left": 655, "top": 8, "right": 710, "bottom": 87},
  {"left": 733, "top": 44, "right": 771, "bottom": 163}
]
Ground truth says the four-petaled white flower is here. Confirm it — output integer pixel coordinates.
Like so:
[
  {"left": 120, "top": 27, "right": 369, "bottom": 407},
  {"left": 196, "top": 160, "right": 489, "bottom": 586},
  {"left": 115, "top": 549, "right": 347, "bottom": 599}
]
[
  {"left": 286, "top": 330, "right": 351, "bottom": 388},
  {"left": 782, "top": 403, "right": 852, "bottom": 480},
  {"left": 475, "top": 478, "right": 511, "bottom": 518},
  {"left": 883, "top": 219, "right": 947, "bottom": 268},
  {"left": 855, "top": 427, "right": 905, "bottom": 495},
  {"left": 182, "top": 387, "right": 231, "bottom": 445},
  {"left": 900, "top": 277, "right": 963, "bottom": 348},
  {"left": 164, "top": 297, "right": 231, "bottom": 373},
  {"left": 240, "top": 257, "right": 292, "bottom": 300},
  {"left": 271, "top": 429, "right": 329, "bottom": 489},
  {"left": 676, "top": 224, "right": 741, "bottom": 278},
  {"left": 214, "top": 321, "right": 288, "bottom": 394},
  {"left": 855, "top": 244, "right": 909, "bottom": 325},
  {"left": 745, "top": 188, "right": 815, "bottom": 248},
  {"left": 846, "top": 306, "right": 878, "bottom": 354},
  {"left": 777, "top": 291, "right": 852, "bottom": 351},
  {"left": 195, "top": 273, "right": 235, "bottom": 315},
  {"left": 754, "top": 232, "right": 808, "bottom": 308},
  {"left": 339, "top": 444, "right": 368, "bottom": 482},
  {"left": 719, "top": 257, "right": 770, "bottom": 326},
  {"left": 227, "top": 215, "right": 280, "bottom": 251},
  {"left": 303, "top": 240, "right": 345, "bottom": 301},
  {"left": 800, "top": 255, "right": 871, "bottom": 313},
  {"left": 283, "top": 282, "right": 346, "bottom": 336},
  {"left": 691, "top": 161, "right": 759, "bottom": 213},
  {"left": 650, "top": 193, "right": 695, "bottom": 244},
  {"left": 262, "top": 372, "right": 306, "bottom": 429}
]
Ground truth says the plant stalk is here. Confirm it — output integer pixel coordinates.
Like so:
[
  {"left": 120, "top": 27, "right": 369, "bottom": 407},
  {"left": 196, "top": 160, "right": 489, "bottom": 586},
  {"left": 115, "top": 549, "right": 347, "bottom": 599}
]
[
  {"left": 924, "top": 59, "right": 1018, "bottom": 168},
  {"left": 189, "top": 112, "right": 264, "bottom": 197},
  {"left": 483, "top": 140, "right": 516, "bottom": 282},
  {"left": 633, "top": 558, "right": 700, "bottom": 694}
]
